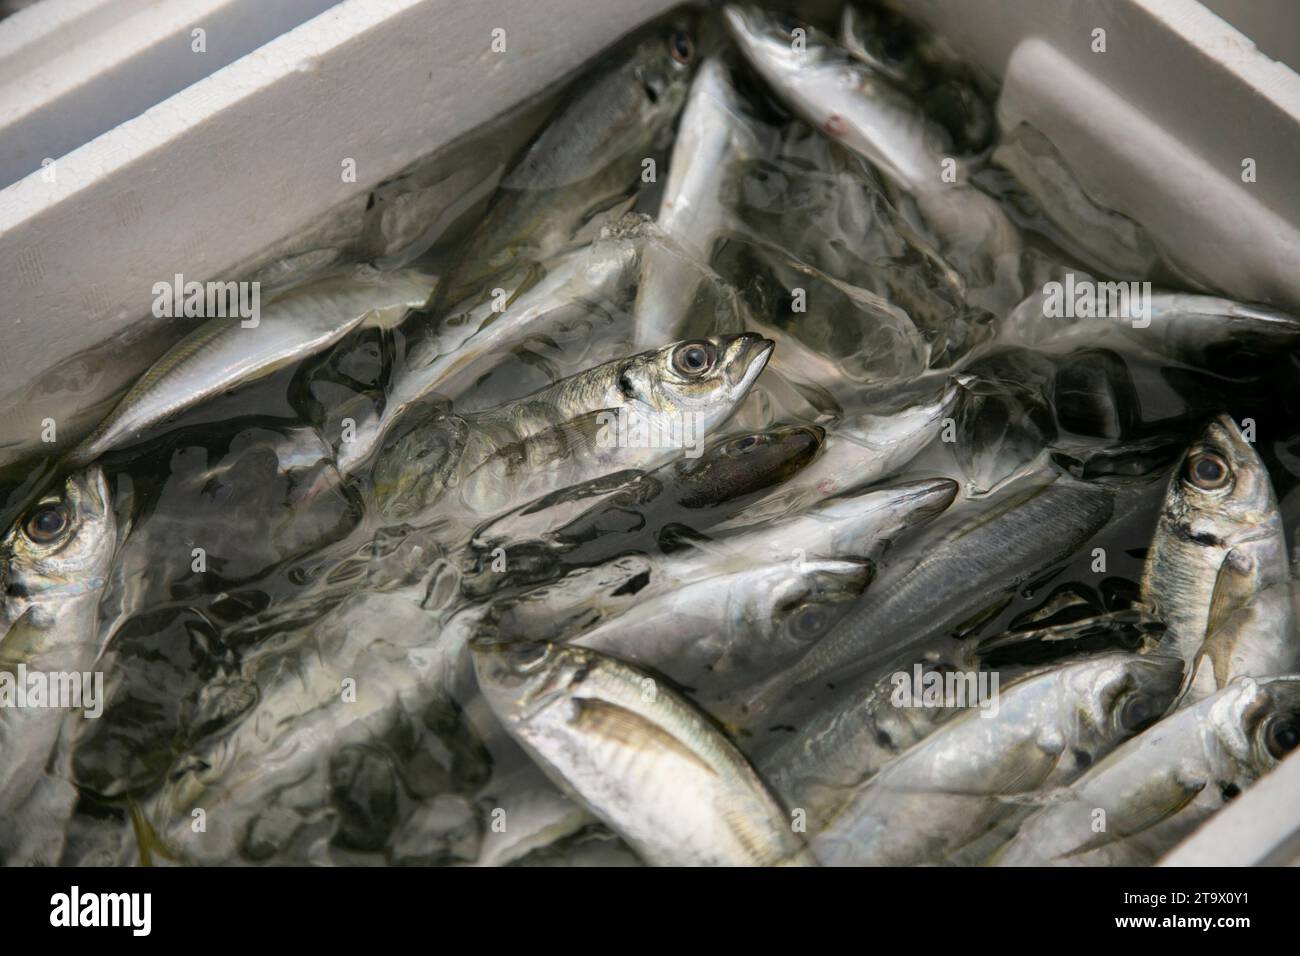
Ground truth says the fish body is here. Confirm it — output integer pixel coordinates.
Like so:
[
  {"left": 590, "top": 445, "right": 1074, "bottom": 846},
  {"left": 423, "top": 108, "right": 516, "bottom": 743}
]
[
  {"left": 463, "top": 424, "right": 823, "bottom": 594},
  {"left": 372, "top": 334, "right": 773, "bottom": 521},
  {"left": 438, "top": 21, "right": 697, "bottom": 307},
  {"left": 993, "top": 675, "right": 1300, "bottom": 866},
  {"left": 472, "top": 640, "right": 813, "bottom": 866},
  {"left": 745, "top": 475, "right": 1119, "bottom": 716},
  {"left": 341, "top": 232, "right": 644, "bottom": 475},
  {"left": 0, "top": 468, "right": 116, "bottom": 862},
  {"left": 69, "top": 270, "right": 436, "bottom": 466},
  {"left": 810, "top": 653, "right": 1183, "bottom": 865},
  {"left": 1142, "top": 416, "right": 1290, "bottom": 672},
  {"left": 634, "top": 57, "right": 767, "bottom": 347}
]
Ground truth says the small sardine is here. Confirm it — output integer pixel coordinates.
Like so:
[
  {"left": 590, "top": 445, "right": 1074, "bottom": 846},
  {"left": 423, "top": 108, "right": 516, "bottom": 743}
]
[
  {"left": 810, "top": 652, "right": 1183, "bottom": 865},
  {"left": 472, "top": 640, "right": 813, "bottom": 866},
  {"left": 993, "top": 675, "right": 1300, "bottom": 866},
  {"left": 68, "top": 269, "right": 436, "bottom": 466}
]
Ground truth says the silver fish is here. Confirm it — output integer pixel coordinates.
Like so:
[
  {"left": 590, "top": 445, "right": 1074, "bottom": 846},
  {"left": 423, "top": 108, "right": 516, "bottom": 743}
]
[
  {"left": 0, "top": 467, "right": 116, "bottom": 863},
  {"left": 340, "top": 230, "right": 644, "bottom": 475},
  {"left": 993, "top": 675, "right": 1300, "bottom": 866},
  {"left": 67, "top": 268, "right": 436, "bottom": 466},
  {"left": 568, "top": 556, "right": 874, "bottom": 697},
  {"left": 472, "top": 640, "right": 813, "bottom": 866},
  {"left": 810, "top": 652, "right": 1183, "bottom": 865},
  {"left": 723, "top": 5, "right": 1022, "bottom": 314},
  {"left": 1002, "top": 289, "right": 1300, "bottom": 368},
  {"left": 437, "top": 20, "right": 698, "bottom": 308},
  {"left": 633, "top": 57, "right": 767, "bottom": 348},
  {"left": 1141, "top": 416, "right": 1290, "bottom": 673},
  {"left": 742, "top": 473, "right": 1122, "bottom": 717},
  {"left": 720, "top": 374, "right": 961, "bottom": 526},
  {"left": 372, "top": 334, "right": 773, "bottom": 521}
]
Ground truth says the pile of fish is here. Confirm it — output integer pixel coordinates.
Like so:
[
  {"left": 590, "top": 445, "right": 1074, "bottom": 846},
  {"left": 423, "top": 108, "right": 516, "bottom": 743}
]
[{"left": 3, "top": 2, "right": 1300, "bottom": 867}]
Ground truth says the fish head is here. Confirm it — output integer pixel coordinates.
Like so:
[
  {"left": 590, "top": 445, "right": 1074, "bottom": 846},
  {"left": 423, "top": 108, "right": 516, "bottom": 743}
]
[
  {"left": 628, "top": 17, "right": 700, "bottom": 130},
  {"left": 1084, "top": 654, "right": 1184, "bottom": 741},
  {"left": 471, "top": 638, "right": 591, "bottom": 722},
  {"left": 0, "top": 467, "right": 115, "bottom": 636},
  {"left": 723, "top": 6, "right": 832, "bottom": 75},
  {"left": 617, "top": 334, "right": 773, "bottom": 437},
  {"left": 675, "top": 425, "right": 824, "bottom": 501},
  {"left": 721, "top": 557, "right": 873, "bottom": 670},
  {"left": 1163, "top": 416, "right": 1279, "bottom": 551},
  {"left": 1242, "top": 676, "right": 1300, "bottom": 771}
]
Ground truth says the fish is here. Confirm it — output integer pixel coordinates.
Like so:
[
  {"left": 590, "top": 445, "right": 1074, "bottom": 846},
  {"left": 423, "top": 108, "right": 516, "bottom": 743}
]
[
  {"left": 371, "top": 334, "right": 773, "bottom": 521},
  {"left": 131, "top": 587, "right": 495, "bottom": 865},
  {"left": 568, "top": 556, "right": 874, "bottom": 697},
  {"left": 718, "top": 374, "right": 961, "bottom": 526},
  {"left": 992, "top": 675, "right": 1300, "bottom": 866},
  {"left": 708, "top": 476, "right": 958, "bottom": 568},
  {"left": 471, "top": 640, "right": 813, "bottom": 866},
  {"left": 1194, "top": 583, "right": 1300, "bottom": 699},
  {"left": 436, "top": 19, "right": 698, "bottom": 309},
  {"left": 1002, "top": 290, "right": 1300, "bottom": 370},
  {"left": 67, "top": 268, "right": 437, "bottom": 466},
  {"left": 1141, "top": 416, "right": 1290, "bottom": 675},
  {"left": 633, "top": 57, "right": 768, "bottom": 348},
  {"left": 461, "top": 424, "right": 824, "bottom": 595},
  {"left": 0, "top": 467, "right": 117, "bottom": 863},
  {"left": 339, "top": 229, "right": 644, "bottom": 475},
  {"left": 741, "top": 472, "right": 1123, "bottom": 718},
  {"left": 809, "top": 652, "right": 1183, "bottom": 865},
  {"left": 722, "top": 5, "right": 1022, "bottom": 314}
]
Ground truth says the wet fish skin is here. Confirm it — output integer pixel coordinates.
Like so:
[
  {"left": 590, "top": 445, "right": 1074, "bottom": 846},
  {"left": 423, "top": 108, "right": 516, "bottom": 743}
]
[
  {"left": 743, "top": 475, "right": 1119, "bottom": 717},
  {"left": 1002, "top": 291, "right": 1300, "bottom": 368},
  {"left": 372, "top": 334, "right": 773, "bottom": 521},
  {"left": 993, "top": 675, "right": 1300, "bottom": 866},
  {"left": 67, "top": 269, "right": 436, "bottom": 467},
  {"left": 568, "top": 556, "right": 874, "bottom": 695},
  {"left": 341, "top": 232, "right": 644, "bottom": 476},
  {"left": 462, "top": 424, "right": 824, "bottom": 594},
  {"left": 723, "top": 5, "right": 1021, "bottom": 312},
  {"left": 1141, "top": 415, "right": 1289, "bottom": 672},
  {"left": 721, "top": 374, "right": 960, "bottom": 526},
  {"left": 0, "top": 467, "right": 116, "bottom": 863},
  {"left": 438, "top": 19, "right": 698, "bottom": 308},
  {"left": 472, "top": 640, "right": 814, "bottom": 866},
  {"left": 710, "top": 476, "right": 958, "bottom": 568},
  {"left": 633, "top": 56, "right": 767, "bottom": 348},
  {"left": 810, "top": 652, "right": 1183, "bottom": 866}
]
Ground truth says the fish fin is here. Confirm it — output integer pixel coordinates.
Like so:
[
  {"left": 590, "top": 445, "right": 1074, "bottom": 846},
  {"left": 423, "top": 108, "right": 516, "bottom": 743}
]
[
  {"left": 1062, "top": 776, "right": 1207, "bottom": 857},
  {"left": 128, "top": 798, "right": 182, "bottom": 866},
  {"left": 571, "top": 698, "right": 718, "bottom": 778},
  {"left": 1206, "top": 548, "right": 1256, "bottom": 638}
]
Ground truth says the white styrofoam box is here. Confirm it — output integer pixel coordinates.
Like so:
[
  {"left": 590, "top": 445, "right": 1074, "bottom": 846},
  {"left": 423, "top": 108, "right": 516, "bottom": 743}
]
[{"left": 0, "top": 0, "right": 680, "bottom": 469}]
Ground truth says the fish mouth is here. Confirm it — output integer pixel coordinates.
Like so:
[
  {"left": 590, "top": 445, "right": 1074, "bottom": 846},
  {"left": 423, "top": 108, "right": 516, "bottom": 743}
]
[{"left": 726, "top": 333, "right": 774, "bottom": 393}]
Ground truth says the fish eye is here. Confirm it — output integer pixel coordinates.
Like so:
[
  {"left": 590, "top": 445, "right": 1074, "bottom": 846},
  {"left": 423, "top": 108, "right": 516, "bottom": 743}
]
[
  {"left": 668, "top": 30, "right": 694, "bottom": 64},
  {"left": 1184, "top": 451, "right": 1231, "bottom": 491},
  {"left": 1118, "top": 694, "right": 1160, "bottom": 733},
  {"left": 671, "top": 342, "right": 715, "bottom": 377},
  {"left": 1264, "top": 716, "right": 1300, "bottom": 759},
  {"left": 507, "top": 642, "right": 549, "bottom": 673},
  {"left": 24, "top": 504, "right": 70, "bottom": 544},
  {"left": 787, "top": 604, "right": 830, "bottom": 642}
]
